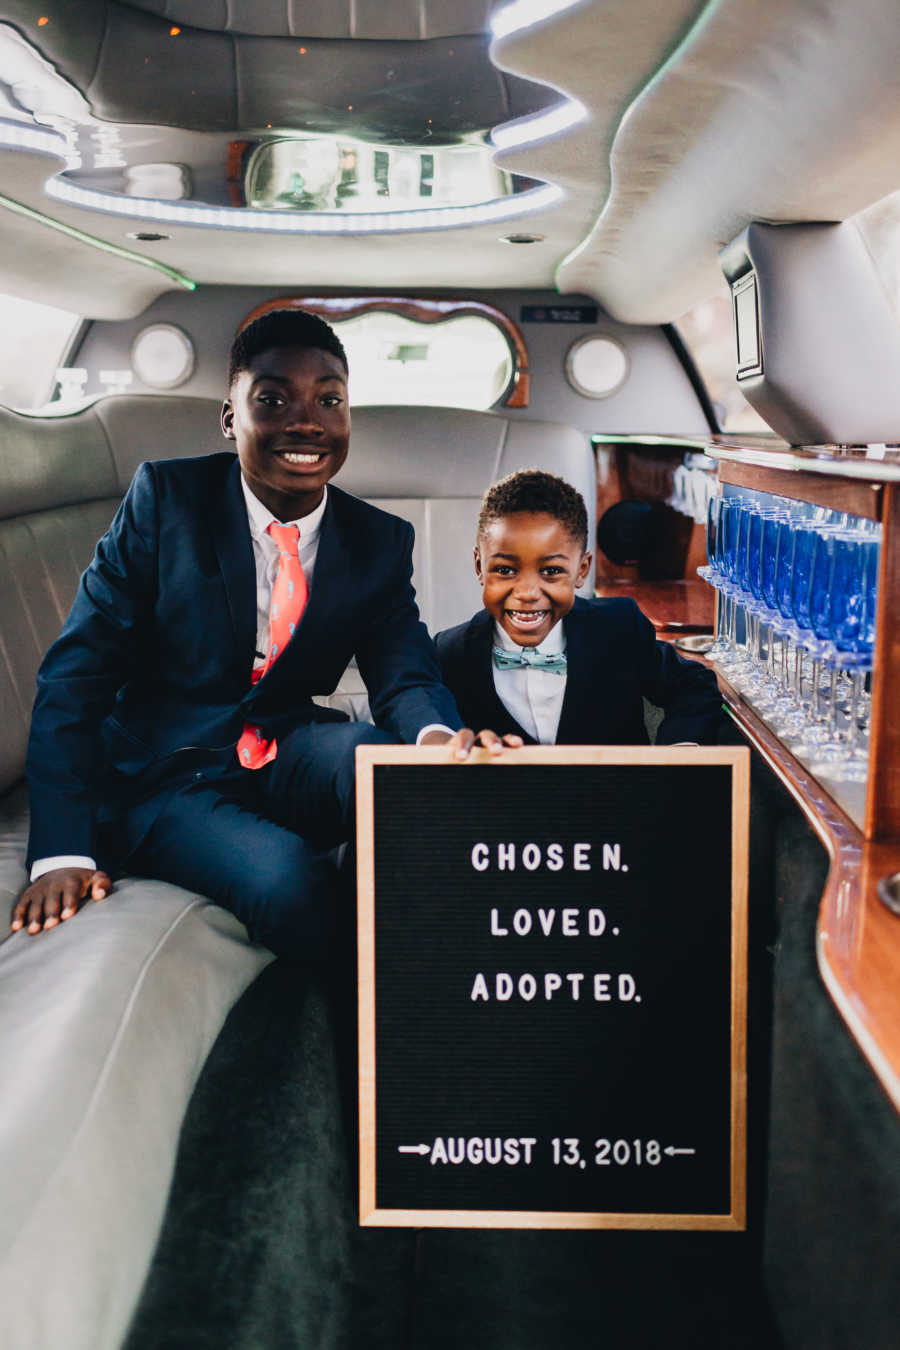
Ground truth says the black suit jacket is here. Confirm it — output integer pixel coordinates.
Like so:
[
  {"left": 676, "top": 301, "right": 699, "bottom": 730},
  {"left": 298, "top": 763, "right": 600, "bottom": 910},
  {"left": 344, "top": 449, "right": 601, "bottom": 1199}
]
[
  {"left": 435, "top": 597, "right": 721, "bottom": 746},
  {"left": 26, "top": 454, "right": 460, "bottom": 864}
]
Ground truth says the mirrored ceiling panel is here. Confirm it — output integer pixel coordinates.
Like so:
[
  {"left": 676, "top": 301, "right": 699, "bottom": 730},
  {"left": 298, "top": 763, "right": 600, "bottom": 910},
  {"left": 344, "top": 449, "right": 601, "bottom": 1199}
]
[{"left": 0, "top": 8, "right": 557, "bottom": 225}]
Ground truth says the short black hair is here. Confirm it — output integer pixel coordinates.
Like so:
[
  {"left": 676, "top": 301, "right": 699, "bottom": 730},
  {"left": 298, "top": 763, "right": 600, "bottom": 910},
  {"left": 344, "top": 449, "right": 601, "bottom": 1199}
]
[
  {"left": 477, "top": 469, "right": 588, "bottom": 552},
  {"left": 229, "top": 308, "right": 348, "bottom": 386}
]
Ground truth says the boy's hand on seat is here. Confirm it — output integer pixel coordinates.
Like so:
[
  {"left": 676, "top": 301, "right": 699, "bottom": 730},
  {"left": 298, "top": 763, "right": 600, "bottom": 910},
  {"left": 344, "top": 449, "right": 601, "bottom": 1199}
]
[
  {"left": 420, "top": 728, "right": 524, "bottom": 760},
  {"left": 11, "top": 868, "right": 113, "bottom": 935}
]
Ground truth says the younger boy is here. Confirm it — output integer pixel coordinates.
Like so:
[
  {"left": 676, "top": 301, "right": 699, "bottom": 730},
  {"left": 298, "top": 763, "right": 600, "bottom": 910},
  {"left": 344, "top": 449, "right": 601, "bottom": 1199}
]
[
  {"left": 435, "top": 470, "right": 722, "bottom": 746},
  {"left": 13, "top": 310, "right": 501, "bottom": 954}
]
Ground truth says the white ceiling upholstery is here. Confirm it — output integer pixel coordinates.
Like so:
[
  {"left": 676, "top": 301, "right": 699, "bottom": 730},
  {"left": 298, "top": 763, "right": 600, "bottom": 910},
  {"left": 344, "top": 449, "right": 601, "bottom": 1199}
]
[
  {"left": 496, "top": 0, "right": 900, "bottom": 322},
  {"left": 0, "top": 148, "right": 180, "bottom": 317}
]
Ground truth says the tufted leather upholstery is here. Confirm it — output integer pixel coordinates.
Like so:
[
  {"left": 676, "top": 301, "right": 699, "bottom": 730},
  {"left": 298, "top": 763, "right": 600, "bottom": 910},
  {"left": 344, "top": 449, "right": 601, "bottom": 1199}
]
[
  {"left": 126, "top": 0, "right": 496, "bottom": 39},
  {"left": 6, "top": 0, "right": 550, "bottom": 137}
]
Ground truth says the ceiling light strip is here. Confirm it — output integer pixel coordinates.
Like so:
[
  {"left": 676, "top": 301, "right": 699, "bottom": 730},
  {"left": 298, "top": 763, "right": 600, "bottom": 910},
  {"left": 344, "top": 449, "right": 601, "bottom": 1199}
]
[
  {"left": 491, "top": 98, "right": 587, "bottom": 151},
  {"left": 491, "top": 0, "right": 587, "bottom": 42},
  {"left": 44, "top": 178, "right": 564, "bottom": 234},
  {"left": 0, "top": 191, "right": 197, "bottom": 290},
  {"left": 0, "top": 121, "right": 67, "bottom": 157}
]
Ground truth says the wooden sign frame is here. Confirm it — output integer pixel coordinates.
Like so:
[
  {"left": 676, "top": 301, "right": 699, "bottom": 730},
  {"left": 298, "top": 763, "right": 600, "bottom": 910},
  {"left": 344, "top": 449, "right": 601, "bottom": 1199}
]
[{"left": 357, "top": 745, "right": 749, "bottom": 1230}]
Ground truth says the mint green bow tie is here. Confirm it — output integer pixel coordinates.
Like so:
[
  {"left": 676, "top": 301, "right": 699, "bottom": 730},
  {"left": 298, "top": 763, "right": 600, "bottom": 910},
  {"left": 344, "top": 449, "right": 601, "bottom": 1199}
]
[{"left": 493, "top": 646, "right": 567, "bottom": 674}]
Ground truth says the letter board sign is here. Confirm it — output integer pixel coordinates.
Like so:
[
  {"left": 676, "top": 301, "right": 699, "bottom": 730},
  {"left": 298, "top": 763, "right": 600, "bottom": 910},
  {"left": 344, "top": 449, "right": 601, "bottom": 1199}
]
[{"left": 357, "top": 746, "right": 749, "bottom": 1230}]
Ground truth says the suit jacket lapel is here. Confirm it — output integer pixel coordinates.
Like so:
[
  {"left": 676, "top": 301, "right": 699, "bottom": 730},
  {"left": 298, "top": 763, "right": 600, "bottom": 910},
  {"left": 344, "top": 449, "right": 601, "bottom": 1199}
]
[
  {"left": 556, "top": 599, "right": 593, "bottom": 743},
  {"left": 292, "top": 488, "right": 347, "bottom": 644},
  {"left": 213, "top": 458, "right": 257, "bottom": 676}
]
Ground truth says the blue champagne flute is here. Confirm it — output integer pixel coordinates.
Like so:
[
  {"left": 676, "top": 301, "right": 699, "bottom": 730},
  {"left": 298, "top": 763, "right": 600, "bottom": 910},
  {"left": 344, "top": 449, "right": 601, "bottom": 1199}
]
[
  {"left": 716, "top": 497, "right": 743, "bottom": 672},
  {"left": 775, "top": 519, "right": 820, "bottom": 738},
  {"left": 794, "top": 527, "right": 844, "bottom": 752},
  {"left": 810, "top": 532, "right": 876, "bottom": 780},
  {"left": 731, "top": 501, "right": 757, "bottom": 673},
  {"left": 759, "top": 509, "right": 791, "bottom": 700},
  {"left": 769, "top": 513, "right": 801, "bottom": 720},
  {"left": 702, "top": 493, "right": 729, "bottom": 661},
  {"left": 740, "top": 506, "right": 780, "bottom": 703}
]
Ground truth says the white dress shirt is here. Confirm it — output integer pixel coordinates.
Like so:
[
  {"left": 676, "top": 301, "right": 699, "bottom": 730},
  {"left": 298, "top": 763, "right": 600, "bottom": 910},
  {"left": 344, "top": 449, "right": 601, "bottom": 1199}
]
[
  {"left": 492, "top": 619, "right": 567, "bottom": 745},
  {"left": 241, "top": 474, "right": 327, "bottom": 669},
  {"left": 32, "top": 477, "right": 446, "bottom": 881}
]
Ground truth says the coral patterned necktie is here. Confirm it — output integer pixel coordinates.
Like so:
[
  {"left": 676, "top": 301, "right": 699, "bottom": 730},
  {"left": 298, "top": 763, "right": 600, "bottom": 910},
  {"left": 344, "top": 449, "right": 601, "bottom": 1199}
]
[{"left": 236, "top": 520, "right": 308, "bottom": 769}]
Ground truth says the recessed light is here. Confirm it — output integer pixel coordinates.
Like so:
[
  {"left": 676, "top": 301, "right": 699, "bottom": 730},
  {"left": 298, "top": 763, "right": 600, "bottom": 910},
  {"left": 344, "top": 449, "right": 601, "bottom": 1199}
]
[
  {"left": 127, "top": 231, "right": 171, "bottom": 241},
  {"left": 131, "top": 324, "right": 195, "bottom": 389},
  {"left": 500, "top": 232, "right": 545, "bottom": 244},
  {"left": 565, "top": 336, "right": 630, "bottom": 399}
]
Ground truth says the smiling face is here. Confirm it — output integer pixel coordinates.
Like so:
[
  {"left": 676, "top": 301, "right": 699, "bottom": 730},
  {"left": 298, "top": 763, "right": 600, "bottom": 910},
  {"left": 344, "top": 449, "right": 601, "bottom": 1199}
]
[
  {"left": 221, "top": 344, "right": 350, "bottom": 520},
  {"left": 475, "top": 511, "right": 592, "bottom": 646}
]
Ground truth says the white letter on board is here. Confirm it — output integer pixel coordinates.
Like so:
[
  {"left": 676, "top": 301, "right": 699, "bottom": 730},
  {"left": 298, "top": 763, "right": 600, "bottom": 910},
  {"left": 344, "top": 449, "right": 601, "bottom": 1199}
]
[
  {"left": 546, "top": 843, "right": 564, "bottom": 871},
  {"left": 522, "top": 843, "right": 541, "bottom": 871},
  {"left": 602, "top": 843, "right": 622, "bottom": 871},
  {"left": 594, "top": 973, "right": 611, "bottom": 1001},
  {"left": 619, "top": 973, "right": 637, "bottom": 1001}
]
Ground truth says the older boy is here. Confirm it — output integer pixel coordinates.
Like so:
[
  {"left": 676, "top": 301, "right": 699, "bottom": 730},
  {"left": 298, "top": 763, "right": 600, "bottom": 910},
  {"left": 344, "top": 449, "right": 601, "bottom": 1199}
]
[
  {"left": 436, "top": 469, "right": 722, "bottom": 746},
  {"left": 14, "top": 310, "right": 498, "bottom": 954}
]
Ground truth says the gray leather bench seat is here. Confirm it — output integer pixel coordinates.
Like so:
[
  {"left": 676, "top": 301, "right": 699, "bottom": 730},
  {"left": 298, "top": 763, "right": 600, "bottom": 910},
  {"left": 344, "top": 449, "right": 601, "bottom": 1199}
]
[{"left": 0, "top": 394, "right": 594, "bottom": 1349}]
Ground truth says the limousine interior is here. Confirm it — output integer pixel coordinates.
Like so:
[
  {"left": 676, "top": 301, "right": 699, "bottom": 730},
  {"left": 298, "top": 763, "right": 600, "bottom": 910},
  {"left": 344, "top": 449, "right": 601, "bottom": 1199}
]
[{"left": 1, "top": 1, "right": 899, "bottom": 1347}]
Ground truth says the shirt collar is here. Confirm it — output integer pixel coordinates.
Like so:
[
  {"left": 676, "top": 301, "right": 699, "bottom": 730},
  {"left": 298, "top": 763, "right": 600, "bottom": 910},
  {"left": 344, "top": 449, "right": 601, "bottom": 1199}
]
[
  {"left": 492, "top": 616, "right": 566, "bottom": 655},
  {"left": 240, "top": 475, "right": 328, "bottom": 546}
]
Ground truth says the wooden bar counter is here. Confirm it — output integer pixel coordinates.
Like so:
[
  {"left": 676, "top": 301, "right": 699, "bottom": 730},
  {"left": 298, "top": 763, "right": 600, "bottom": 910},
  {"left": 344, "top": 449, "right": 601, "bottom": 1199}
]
[{"left": 705, "top": 437, "right": 900, "bottom": 1115}]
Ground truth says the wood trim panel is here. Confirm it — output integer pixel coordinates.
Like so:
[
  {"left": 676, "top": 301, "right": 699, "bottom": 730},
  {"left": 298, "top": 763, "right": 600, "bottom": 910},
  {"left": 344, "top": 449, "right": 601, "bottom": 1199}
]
[
  {"left": 717, "top": 461, "right": 882, "bottom": 520},
  {"left": 866, "top": 481, "right": 900, "bottom": 839},
  {"left": 718, "top": 678, "right": 900, "bottom": 1117},
  {"left": 238, "top": 296, "right": 530, "bottom": 407}
]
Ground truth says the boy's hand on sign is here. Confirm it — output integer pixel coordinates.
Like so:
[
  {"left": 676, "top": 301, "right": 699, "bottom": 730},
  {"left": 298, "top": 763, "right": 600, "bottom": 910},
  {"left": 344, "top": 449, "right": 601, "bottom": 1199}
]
[
  {"left": 11, "top": 868, "right": 113, "bottom": 935},
  {"left": 420, "top": 728, "right": 524, "bottom": 760}
]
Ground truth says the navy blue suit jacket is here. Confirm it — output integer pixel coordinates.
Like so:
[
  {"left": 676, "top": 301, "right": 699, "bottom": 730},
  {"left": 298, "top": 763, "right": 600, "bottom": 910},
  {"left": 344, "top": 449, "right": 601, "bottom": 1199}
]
[
  {"left": 26, "top": 454, "right": 460, "bottom": 865},
  {"left": 435, "top": 597, "right": 721, "bottom": 747}
]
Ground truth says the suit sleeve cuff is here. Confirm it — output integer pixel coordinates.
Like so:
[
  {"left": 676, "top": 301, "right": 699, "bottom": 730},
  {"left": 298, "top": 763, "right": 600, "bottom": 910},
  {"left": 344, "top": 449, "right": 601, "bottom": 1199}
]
[
  {"left": 30, "top": 855, "right": 98, "bottom": 883},
  {"left": 416, "top": 724, "right": 455, "bottom": 745}
]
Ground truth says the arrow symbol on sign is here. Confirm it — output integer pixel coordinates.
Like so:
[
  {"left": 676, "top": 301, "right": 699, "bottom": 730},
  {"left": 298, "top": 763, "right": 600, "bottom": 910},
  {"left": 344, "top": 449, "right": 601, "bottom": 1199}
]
[
  {"left": 664, "top": 1146, "right": 696, "bottom": 1157},
  {"left": 398, "top": 1144, "right": 430, "bottom": 1155}
]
